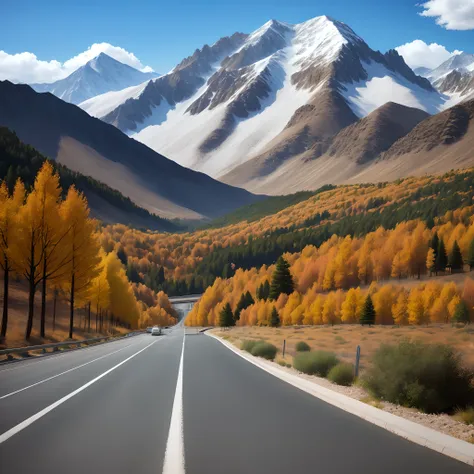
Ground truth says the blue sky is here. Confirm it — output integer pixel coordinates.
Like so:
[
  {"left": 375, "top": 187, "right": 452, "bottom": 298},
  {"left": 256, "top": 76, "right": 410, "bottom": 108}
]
[{"left": 2, "top": 0, "right": 474, "bottom": 77}]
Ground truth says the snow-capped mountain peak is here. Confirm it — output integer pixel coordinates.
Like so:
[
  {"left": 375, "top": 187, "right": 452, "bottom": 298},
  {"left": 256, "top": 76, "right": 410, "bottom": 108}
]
[
  {"left": 79, "top": 15, "right": 445, "bottom": 184},
  {"left": 31, "top": 53, "right": 158, "bottom": 104}
]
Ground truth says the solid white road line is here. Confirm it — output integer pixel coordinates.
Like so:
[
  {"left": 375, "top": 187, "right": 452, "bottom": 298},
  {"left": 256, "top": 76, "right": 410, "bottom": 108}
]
[
  {"left": 162, "top": 333, "right": 186, "bottom": 474},
  {"left": 0, "top": 343, "right": 133, "bottom": 400},
  {"left": 0, "top": 339, "right": 158, "bottom": 445}
]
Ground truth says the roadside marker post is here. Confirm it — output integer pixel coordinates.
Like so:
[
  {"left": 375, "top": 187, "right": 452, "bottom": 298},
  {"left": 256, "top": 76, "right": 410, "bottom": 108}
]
[
  {"left": 355, "top": 345, "right": 361, "bottom": 378},
  {"left": 282, "top": 339, "right": 286, "bottom": 358}
]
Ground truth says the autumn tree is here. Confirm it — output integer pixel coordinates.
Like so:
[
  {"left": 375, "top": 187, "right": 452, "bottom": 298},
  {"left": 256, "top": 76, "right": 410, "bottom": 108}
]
[
  {"left": 360, "top": 295, "right": 375, "bottom": 325},
  {"left": 12, "top": 166, "right": 61, "bottom": 339},
  {"left": 90, "top": 251, "right": 110, "bottom": 332},
  {"left": 426, "top": 248, "right": 435, "bottom": 276},
  {"left": 0, "top": 180, "right": 24, "bottom": 338},
  {"left": 392, "top": 291, "right": 408, "bottom": 325},
  {"left": 35, "top": 163, "right": 71, "bottom": 338},
  {"left": 104, "top": 251, "right": 141, "bottom": 329},
  {"left": 407, "top": 288, "right": 426, "bottom": 325},
  {"left": 269, "top": 256, "right": 294, "bottom": 300},
  {"left": 60, "top": 187, "right": 101, "bottom": 338},
  {"left": 341, "top": 288, "right": 363, "bottom": 324}
]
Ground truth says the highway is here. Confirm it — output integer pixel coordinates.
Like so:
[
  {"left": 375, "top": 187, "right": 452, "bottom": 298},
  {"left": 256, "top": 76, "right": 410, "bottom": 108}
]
[{"left": 0, "top": 326, "right": 471, "bottom": 474}]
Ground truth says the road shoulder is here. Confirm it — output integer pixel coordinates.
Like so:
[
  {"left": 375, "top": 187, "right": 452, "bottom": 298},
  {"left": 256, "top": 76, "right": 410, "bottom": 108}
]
[{"left": 206, "top": 331, "right": 474, "bottom": 467}]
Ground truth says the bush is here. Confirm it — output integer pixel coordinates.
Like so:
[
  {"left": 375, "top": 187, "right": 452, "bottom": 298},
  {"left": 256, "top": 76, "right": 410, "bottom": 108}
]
[
  {"left": 251, "top": 342, "right": 278, "bottom": 360},
  {"left": 295, "top": 341, "right": 311, "bottom": 352},
  {"left": 362, "top": 341, "right": 474, "bottom": 413},
  {"left": 293, "top": 351, "right": 339, "bottom": 377},
  {"left": 455, "top": 407, "right": 474, "bottom": 425},
  {"left": 241, "top": 340, "right": 259, "bottom": 352},
  {"left": 327, "top": 363, "right": 355, "bottom": 386}
]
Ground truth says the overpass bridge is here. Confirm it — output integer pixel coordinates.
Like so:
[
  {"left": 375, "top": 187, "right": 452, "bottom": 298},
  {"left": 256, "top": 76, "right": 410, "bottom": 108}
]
[{"left": 169, "top": 294, "right": 202, "bottom": 321}]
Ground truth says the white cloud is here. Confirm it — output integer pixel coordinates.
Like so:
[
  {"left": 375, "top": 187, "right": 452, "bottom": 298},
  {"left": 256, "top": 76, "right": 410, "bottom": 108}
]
[
  {"left": 395, "top": 39, "right": 461, "bottom": 69},
  {"left": 419, "top": 0, "right": 474, "bottom": 30},
  {"left": 0, "top": 43, "right": 153, "bottom": 84}
]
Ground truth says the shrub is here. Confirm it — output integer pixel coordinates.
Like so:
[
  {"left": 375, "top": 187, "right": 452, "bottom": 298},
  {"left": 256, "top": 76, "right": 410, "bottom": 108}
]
[
  {"left": 455, "top": 407, "right": 474, "bottom": 425},
  {"left": 251, "top": 342, "right": 278, "bottom": 360},
  {"left": 328, "top": 363, "right": 355, "bottom": 386},
  {"left": 277, "top": 359, "right": 287, "bottom": 367},
  {"left": 241, "top": 340, "right": 259, "bottom": 352},
  {"left": 295, "top": 341, "right": 311, "bottom": 352},
  {"left": 362, "top": 341, "right": 474, "bottom": 413},
  {"left": 293, "top": 351, "right": 339, "bottom": 377}
]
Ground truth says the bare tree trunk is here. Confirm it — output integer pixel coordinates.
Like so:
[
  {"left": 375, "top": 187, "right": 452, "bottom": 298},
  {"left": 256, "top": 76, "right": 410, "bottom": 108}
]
[
  {"left": 52, "top": 289, "right": 57, "bottom": 332},
  {"left": 1, "top": 264, "right": 9, "bottom": 339},
  {"left": 69, "top": 273, "right": 75, "bottom": 339},
  {"left": 26, "top": 239, "right": 36, "bottom": 340},
  {"left": 87, "top": 302, "right": 91, "bottom": 332},
  {"left": 40, "top": 264, "right": 47, "bottom": 338}
]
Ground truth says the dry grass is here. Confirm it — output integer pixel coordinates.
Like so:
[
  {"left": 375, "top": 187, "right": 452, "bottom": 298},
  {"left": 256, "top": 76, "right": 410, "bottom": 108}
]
[
  {"left": 0, "top": 281, "right": 128, "bottom": 353},
  {"left": 214, "top": 324, "right": 474, "bottom": 369}
]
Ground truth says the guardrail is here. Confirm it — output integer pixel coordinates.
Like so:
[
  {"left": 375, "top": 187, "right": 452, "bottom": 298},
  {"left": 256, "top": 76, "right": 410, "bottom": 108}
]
[{"left": 0, "top": 331, "right": 143, "bottom": 361}]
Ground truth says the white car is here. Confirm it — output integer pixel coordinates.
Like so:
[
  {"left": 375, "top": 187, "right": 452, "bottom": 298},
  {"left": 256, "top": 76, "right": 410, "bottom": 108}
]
[
  {"left": 146, "top": 327, "right": 153, "bottom": 333},
  {"left": 151, "top": 326, "right": 162, "bottom": 336}
]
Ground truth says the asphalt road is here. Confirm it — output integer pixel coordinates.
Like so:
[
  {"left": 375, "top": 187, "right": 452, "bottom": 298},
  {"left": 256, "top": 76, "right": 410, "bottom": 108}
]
[{"left": 0, "top": 327, "right": 471, "bottom": 474}]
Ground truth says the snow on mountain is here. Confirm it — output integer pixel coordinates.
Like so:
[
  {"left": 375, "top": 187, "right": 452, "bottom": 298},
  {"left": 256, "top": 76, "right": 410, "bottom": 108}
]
[
  {"left": 83, "top": 16, "right": 442, "bottom": 183},
  {"left": 32, "top": 53, "right": 158, "bottom": 104},
  {"left": 427, "top": 53, "right": 474, "bottom": 82},
  {"left": 418, "top": 53, "right": 474, "bottom": 109},
  {"left": 342, "top": 61, "right": 444, "bottom": 117},
  {"left": 80, "top": 80, "right": 151, "bottom": 118}
]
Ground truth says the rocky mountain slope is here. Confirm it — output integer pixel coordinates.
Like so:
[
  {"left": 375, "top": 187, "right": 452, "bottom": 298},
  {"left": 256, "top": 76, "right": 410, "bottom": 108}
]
[
  {"left": 227, "top": 98, "right": 474, "bottom": 194},
  {"left": 31, "top": 53, "right": 158, "bottom": 104},
  {"left": 81, "top": 16, "right": 443, "bottom": 186},
  {"left": 0, "top": 80, "right": 259, "bottom": 219}
]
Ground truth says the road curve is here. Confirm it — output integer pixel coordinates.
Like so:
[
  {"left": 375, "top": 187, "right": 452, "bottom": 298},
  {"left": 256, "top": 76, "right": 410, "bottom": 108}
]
[{"left": 0, "top": 328, "right": 471, "bottom": 474}]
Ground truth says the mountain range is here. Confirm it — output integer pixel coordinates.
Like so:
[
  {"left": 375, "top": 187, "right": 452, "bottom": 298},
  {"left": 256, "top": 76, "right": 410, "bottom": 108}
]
[
  {"left": 1, "top": 14, "right": 474, "bottom": 218},
  {"left": 31, "top": 53, "right": 159, "bottom": 104},
  {"left": 78, "top": 15, "right": 471, "bottom": 194},
  {"left": 0, "top": 80, "right": 259, "bottom": 220}
]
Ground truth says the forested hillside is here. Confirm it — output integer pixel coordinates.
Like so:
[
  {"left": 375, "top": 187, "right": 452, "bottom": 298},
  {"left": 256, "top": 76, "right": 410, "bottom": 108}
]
[
  {"left": 101, "top": 169, "right": 474, "bottom": 296},
  {"left": 0, "top": 127, "right": 180, "bottom": 231}
]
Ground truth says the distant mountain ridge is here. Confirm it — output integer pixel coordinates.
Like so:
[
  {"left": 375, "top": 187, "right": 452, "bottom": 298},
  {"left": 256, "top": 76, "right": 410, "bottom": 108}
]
[
  {"left": 0, "top": 127, "right": 178, "bottom": 231},
  {"left": 0, "top": 80, "right": 260, "bottom": 220},
  {"left": 420, "top": 53, "right": 474, "bottom": 107},
  {"left": 31, "top": 53, "right": 159, "bottom": 104}
]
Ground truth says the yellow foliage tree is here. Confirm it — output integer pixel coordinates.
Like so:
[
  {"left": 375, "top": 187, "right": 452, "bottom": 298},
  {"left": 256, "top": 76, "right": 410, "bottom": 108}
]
[
  {"left": 341, "top": 288, "right": 363, "bottom": 323},
  {"left": 407, "top": 288, "right": 426, "bottom": 325},
  {"left": 103, "top": 251, "right": 141, "bottom": 329},
  {"left": 392, "top": 291, "right": 408, "bottom": 325},
  {"left": 0, "top": 180, "right": 25, "bottom": 338},
  {"left": 60, "top": 186, "right": 101, "bottom": 337}
]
